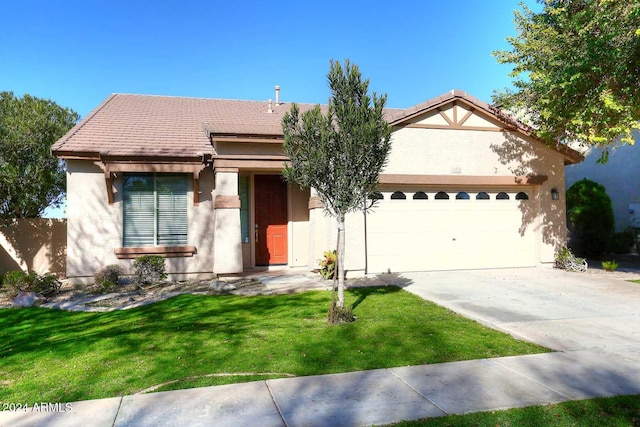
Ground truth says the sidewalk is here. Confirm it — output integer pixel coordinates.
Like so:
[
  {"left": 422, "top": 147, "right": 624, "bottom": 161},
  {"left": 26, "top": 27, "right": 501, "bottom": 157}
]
[
  {"left": 2, "top": 268, "right": 639, "bottom": 426},
  {"left": 3, "top": 346, "right": 640, "bottom": 427}
]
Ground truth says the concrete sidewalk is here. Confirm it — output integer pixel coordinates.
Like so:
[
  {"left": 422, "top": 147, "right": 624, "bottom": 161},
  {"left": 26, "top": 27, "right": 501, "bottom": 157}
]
[{"left": 2, "top": 267, "right": 640, "bottom": 426}]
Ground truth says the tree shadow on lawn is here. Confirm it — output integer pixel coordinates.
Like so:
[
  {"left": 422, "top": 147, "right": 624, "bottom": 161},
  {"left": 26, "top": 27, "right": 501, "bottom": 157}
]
[{"left": 347, "top": 272, "right": 413, "bottom": 310}]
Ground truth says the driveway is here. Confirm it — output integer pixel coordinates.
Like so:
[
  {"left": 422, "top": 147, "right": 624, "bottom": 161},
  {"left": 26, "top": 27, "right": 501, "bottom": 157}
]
[{"left": 400, "top": 267, "right": 640, "bottom": 352}]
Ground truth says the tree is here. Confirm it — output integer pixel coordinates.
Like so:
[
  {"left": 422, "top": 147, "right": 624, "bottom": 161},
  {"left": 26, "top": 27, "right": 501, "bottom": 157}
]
[
  {"left": 566, "top": 178, "right": 614, "bottom": 257},
  {"left": 282, "top": 60, "right": 392, "bottom": 313},
  {"left": 493, "top": 1, "right": 640, "bottom": 151},
  {"left": 0, "top": 92, "right": 79, "bottom": 219}
]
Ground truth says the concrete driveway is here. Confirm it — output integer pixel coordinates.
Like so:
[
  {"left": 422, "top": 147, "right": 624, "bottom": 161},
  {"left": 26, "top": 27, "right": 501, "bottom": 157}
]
[{"left": 400, "top": 267, "right": 640, "bottom": 352}]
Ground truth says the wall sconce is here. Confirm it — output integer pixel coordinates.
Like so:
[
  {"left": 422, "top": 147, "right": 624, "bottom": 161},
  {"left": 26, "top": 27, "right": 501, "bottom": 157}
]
[{"left": 551, "top": 188, "right": 560, "bottom": 200}]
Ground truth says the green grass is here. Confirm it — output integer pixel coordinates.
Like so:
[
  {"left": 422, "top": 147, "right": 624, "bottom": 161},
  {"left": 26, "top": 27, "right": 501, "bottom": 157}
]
[
  {"left": 628, "top": 279, "right": 640, "bottom": 284},
  {"left": 0, "top": 287, "right": 547, "bottom": 404},
  {"left": 390, "top": 394, "right": 640, "bottom": 426}
]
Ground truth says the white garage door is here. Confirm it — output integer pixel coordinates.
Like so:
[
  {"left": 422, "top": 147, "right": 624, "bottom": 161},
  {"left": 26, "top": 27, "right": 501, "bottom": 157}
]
[{"left": 366, "top": 187, "right": 537, "bottom": 273}]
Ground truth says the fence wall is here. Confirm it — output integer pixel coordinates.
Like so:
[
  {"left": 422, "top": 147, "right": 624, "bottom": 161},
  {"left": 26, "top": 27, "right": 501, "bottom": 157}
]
[{"left": 0, "top": 219, "right": 66, "bottom": 277}]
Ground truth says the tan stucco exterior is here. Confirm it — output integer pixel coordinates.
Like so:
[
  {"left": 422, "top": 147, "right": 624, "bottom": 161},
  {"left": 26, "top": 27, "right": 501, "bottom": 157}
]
[
  {"left": 58, "top": 92, "right": 576, "bottom": 284},
  {"left": 0, "top": 219, "right": 66, "bottom": 276}
]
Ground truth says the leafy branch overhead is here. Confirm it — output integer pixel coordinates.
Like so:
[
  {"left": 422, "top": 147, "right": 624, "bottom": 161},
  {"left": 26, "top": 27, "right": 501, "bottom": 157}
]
[{"left": 493, "top": 0, "right": 640, "bottom": 148}]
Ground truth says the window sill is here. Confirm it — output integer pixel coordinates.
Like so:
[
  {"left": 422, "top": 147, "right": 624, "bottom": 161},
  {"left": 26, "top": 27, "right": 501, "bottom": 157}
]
[{"left": 114, "top": 246, "right": 197, "bottom": 259}]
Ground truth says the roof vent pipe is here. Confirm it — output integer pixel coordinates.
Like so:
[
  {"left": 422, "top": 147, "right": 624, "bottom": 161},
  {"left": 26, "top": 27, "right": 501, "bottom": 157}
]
[
  {"left": 267, "top": 99, "right": 273, "bottom": 113},
  {"left": 275, "top": 85, "right": 280, "bottom": 106}
]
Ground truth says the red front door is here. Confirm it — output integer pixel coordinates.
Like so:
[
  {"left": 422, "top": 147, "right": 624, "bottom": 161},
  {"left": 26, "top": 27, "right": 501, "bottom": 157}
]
[{"left": 255, "top": 175, "right": 288, "bottom": 265}]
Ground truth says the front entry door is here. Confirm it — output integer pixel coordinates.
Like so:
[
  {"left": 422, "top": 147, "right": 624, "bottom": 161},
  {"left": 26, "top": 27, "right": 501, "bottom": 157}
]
[{"left": 255, "top": 175, "right": 288, "bottom": 265}]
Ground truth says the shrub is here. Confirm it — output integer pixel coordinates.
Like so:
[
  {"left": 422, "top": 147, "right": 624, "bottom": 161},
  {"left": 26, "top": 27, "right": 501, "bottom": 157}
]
[
  {"left": 133, "top": 255, "right": 167, "bottom": 285},
  {"left": 608, "top": 229, "right": 636, "bottom": 254},
  {"left": 94, "top": 265, "right": 124, "bottom": 293},
  {"left": 566, "top": 178, "right": 614, "bottom": 257},
  {"left": 602, "top": 260, "right": 618, "bottom": 272},
  {"left": 1, "top": 270, "right": 61, "bottom": 297},
  {"left": 318, "top": 250, "right": 337, "bottom": 280},
  {"left": 555, "top": 246, "right": 588, "bottom": 272}
]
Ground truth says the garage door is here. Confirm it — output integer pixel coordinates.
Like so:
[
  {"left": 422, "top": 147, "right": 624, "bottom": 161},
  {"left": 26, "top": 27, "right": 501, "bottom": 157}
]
[{"left": 365, "top": 187, "right": 537, "bottom": 273}]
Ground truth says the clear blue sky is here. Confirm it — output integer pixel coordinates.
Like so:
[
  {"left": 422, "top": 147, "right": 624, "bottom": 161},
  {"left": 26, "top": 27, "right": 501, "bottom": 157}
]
[{"left": 1, "top": 0, "right": 538, "bottom": 217}]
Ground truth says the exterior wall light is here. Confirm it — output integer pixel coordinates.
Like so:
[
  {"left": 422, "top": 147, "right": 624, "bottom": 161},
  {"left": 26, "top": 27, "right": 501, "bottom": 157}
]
[{"left": 551, "top": 188, "right": 560, "bottom": 200}]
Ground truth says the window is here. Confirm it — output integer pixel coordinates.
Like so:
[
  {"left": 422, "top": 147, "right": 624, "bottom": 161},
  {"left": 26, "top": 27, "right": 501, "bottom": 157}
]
[
  {"left": 413, "top": 191, "right": 428, "bottom": 200},
  {"left": 123, "top": 173, "right": 188, "bottom": 247},
  {"left": 456, "top": 192, "right": 470, "bottom": 200},
  {"left": 516, "top": 191, "right": 529, "bottom": 200},
  {"left": 496, "top": 192, "right": 510, "bottom": 200},
  {"left": 476, "top": 192, "right": 490, "bottom": 200},
  {"left": 390, "top": 191, "right": 406, "bottom": 200},
  {"left": 435, "top": 191, "right": 449, "bottom": 200}
]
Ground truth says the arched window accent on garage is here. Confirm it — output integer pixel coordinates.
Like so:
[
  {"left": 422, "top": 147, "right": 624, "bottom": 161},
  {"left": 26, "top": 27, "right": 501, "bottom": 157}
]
[
  {"left": 496, "top": 192, "right": 510, "bottom": 200},
  {"left": 515, "top": 192, "right": 529, "bottom": 200},
  {"left": 368, "top": 192, "right": 384, "bottom": 200},
  {"left": 390, "top": 191, "right": 406, "bottom": 200},
  {"left": 413, "top": 191, "right": 428, "bottom": 200},
  {"left": 476, "top": 192, "right": 490, "bottom": 200},
  {"left": 435, "top": 191, "right": 449, "bottom": 200},
  {"left": 456, "top": 192, "right": 470, "bottom": 200}
]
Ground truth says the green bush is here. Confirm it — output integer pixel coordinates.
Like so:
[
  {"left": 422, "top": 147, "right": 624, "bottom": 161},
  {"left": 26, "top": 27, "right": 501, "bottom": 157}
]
[
  {"left": 1, "top": 270, "right": 61, "bottom": 297},
  {"left": 566, "top": 178, "right": 614, "bottom": 257},
  {"left": 133, "top": 255, "right": 167, "bottom": 285},
  {"left": 602, "top": 260, "right": 618, "bottom": 272},
  {"left": 94, "top": 265, "right": 124, "bottom": 293},
  {"left": 608, "top": 229, "right": 636, "bottom": 254}
]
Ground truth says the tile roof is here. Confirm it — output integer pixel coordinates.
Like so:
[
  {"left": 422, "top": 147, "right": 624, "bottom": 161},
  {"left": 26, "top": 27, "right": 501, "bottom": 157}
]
[
  {"left": 52, "top": 90, "right": 581, "bottom": 164},
  {"left": 52, "top": 94, "right": 322, "bottom": 159}
]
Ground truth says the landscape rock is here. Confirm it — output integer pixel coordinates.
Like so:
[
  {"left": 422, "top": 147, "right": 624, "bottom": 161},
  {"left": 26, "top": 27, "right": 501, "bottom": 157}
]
[
  {"left": 209, "top": 280, "right": 237, "bottom": 292},
  {"left": 12, "top": 291, "right": 47, "bottom": 307}
]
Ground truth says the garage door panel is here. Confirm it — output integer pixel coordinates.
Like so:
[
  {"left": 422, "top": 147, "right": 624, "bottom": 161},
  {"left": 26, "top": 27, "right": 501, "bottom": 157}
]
[{"left": 366, "top": 188, "right": 536, "bottom": 273}]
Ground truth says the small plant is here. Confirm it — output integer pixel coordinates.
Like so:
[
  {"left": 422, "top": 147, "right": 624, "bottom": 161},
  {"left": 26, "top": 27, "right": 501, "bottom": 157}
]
[
  {"left": 133, "top": 255, "right": 167, "bottom": 286},
  {"left": 602, "top": 260, "right": 618, "bottom": 272},
  {"left": 327, "top": 301, "right": 356, "bottom": 324},
  {"left": 1, "top": 270, "right": 61, "bottom": 297},
  {"left": 554, "top": 246, "right": 588, "bottom": 272},
  {"left": 94, "top": 265, "right": 124, "bottom": 293},
  {"left": 318, "top": 250, "right": 337, "bottom": 280}
]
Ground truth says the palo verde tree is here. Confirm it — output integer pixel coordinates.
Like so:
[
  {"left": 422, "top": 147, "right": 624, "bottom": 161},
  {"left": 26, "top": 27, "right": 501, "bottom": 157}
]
[
  {"left": 0, "top": 92, "right": 79, "bottom": 220},
  {"left": 282, "top": 60, "right": 392, "bottom": 313},
  {"left": 493, "top": 0, "right": 640, "bottom": 154}
]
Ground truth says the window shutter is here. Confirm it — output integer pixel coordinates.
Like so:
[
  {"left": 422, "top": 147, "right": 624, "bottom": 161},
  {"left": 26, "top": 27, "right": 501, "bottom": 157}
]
[
  {"left": 156, "top": 174, "right": 188, "bottom": 246},
  {"left": 123, "top": 175, "right": 155, "bottom": 247}
]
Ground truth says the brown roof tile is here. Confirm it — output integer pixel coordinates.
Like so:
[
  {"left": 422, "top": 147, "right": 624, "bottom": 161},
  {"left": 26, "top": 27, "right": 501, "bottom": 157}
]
[{"left": 52, "top": 91, "right": 581, "bottom": 164}]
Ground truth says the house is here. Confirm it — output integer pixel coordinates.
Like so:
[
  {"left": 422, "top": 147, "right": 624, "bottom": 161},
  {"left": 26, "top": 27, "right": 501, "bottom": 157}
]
[
  {"left": 565, "top": 131, "right": 640, "bottom": 232},
  {"left": 52, "top": 89, "right": 583, "bottom": 284}
]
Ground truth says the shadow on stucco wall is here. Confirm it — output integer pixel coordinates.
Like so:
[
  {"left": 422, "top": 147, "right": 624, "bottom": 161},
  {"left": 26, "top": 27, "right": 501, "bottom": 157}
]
[
  {"left": 491, "top": 131, "right": 567, "bottom": 251},
  {"left": 0, "top": 218, "right": 66, "bottom": 277}
]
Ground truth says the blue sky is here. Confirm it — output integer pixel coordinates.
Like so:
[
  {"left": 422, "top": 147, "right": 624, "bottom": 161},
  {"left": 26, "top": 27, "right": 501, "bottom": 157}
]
[{"left": 1, "top": 0, "right": 537, "bottom": 217}]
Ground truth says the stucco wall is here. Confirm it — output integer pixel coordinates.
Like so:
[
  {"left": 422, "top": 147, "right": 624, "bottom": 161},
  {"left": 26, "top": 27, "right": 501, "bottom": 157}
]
[
  {"left": 66, "top": 160, "right": 216, "bottom": 284},
  {"left": 0, "top": 219, "right": 66, "bottom": 277},
  {"left": 565, "top": 131, "right": 640, "bottom": 231},
  {"left": 309, "top": 120, "right": 569, "bottom": 272}
]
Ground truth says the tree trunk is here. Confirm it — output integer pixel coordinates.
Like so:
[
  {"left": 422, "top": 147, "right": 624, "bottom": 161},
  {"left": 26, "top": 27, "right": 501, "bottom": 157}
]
[{"left": 336, "top": 214, "right": 346, "bottom": 307}]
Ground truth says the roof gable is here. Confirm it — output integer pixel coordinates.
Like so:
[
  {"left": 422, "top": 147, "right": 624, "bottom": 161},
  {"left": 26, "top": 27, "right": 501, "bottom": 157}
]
[{"left": 389, "top": 90, "right": 583, "bottom": 165}]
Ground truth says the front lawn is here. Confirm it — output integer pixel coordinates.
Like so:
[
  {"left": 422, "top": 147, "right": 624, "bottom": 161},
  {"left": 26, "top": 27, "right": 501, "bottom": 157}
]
[
  {"left": 0, "top": 287, "right": 547, "bottom": 404},
  {"left": 391, "top": 394, "right": 640, "bottom": 426}
]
